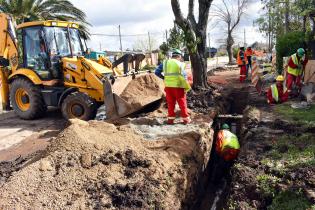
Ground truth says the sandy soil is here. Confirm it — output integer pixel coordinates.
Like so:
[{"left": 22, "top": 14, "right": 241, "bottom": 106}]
[{"left": 0, "top": 117, "right": 213, "bottom": 209}]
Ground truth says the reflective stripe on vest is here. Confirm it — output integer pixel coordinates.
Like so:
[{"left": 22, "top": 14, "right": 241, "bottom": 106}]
[
  {"left": 221, "top": 130, "right": 240, "bottom": 151},
  {"left": 271, "top": 84, "right": 279, "bottom": 102},
  {"left": 163, "top": 59, "right": 190, "bottom": 91},
  {"left": 287, "top": 53, "right": 302, "bottom": 76}
]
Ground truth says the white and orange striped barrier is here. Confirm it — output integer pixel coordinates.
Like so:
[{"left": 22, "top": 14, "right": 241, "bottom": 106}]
[
  {"left": 251, "top": 59, "right": 263, "bottom": 94},
  {"left": 272, "top": 53, "right": 276, "bottom": 71}
]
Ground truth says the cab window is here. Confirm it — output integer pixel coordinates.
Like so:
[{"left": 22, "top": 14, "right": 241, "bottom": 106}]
[{"left": 24, "top": 27, "right": 50, "bottom": 79}]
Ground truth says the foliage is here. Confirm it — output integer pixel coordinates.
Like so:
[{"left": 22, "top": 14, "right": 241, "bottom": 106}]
[
  {"left": 167, "top": 24, "right": 185, "bottom": 50},
  {"left": 268, "top": 190, "right": 313, "bottom": 210},
  {"left": 261, "top": 133, "right": 315, "bottom": 174},
  {"left": 159, "top": 42, "right": 169, "bottom": 56},
  {"left": 256, "top": 0, "right": 315, "bottom": 52},
  {"left": 233, "top": 48, "right": 239, "bottom": 59},
  {"left": 275, "top": 31, "right": 306, "bottom": 74},
  {"left": 0, "top": 0, "right": 89, "bottom": 36},
  {"left": 256, "top": 174, "right": 280, "bottom": 198}
]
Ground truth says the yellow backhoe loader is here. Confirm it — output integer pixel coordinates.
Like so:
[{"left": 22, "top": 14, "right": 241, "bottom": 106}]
[{"left": 0, "top": 13, "right": 163, "bottom": 120}]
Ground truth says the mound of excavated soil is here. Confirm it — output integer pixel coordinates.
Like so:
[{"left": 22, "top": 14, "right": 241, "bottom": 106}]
[
  {"left": 0, "top": 118, "right": 213, "bottom": 209},
  {"left": 119, "top": 73, "right": 165, "bottom": 109}
]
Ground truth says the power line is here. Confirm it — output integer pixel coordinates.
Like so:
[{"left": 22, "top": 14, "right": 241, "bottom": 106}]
[{"left": 91, "top": 32, "right": 162, "bottom": 37}]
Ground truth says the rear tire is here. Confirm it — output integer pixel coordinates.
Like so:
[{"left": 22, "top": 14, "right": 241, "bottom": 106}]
[
  {"left": 61, "top": 92, "right": 97, "bottom": 121},
  {"left": 10, "top": 78, "right": 47, "bottom": 120}
]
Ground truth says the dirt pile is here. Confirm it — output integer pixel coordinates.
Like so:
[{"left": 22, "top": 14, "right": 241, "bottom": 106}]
[
  {"left": 187, "top": 85, "right": 226, "bottom": 114},
  {"left": 118, "top": 73, "right": 165, "bottom": 108},
  {"left": 0, "top": 118, "right": 213, "bottom": 209}
]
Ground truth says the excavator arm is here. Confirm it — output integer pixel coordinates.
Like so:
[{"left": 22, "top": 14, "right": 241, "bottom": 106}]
[{"left": 0, "top": 13, "right": 19, "bottom": 110}]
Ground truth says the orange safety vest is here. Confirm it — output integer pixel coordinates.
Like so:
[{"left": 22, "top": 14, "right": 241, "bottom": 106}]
[{"left": 237, "top": 50, "right": 247, "bottom": 65}]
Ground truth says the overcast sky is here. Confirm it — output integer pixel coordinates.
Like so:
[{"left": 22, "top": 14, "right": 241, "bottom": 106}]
[{"left": 70, "top": 0, "right": 265, "bottom": 51}]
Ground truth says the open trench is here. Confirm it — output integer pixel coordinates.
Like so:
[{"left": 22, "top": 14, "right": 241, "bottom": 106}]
[
  {"left": 0, "top": 85, "right": 255, "bottom": 209},
  {"left": 192, "top": 87, "right": 250, "bottom": 210}
]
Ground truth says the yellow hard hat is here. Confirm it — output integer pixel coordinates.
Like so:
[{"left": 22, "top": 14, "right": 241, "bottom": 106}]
[{"left": 276, "top": 75, "right": 284, "bottom": 81}]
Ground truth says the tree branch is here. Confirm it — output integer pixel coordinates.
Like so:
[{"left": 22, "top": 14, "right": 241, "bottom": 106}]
[
  {"left": 198, "top": 0, "right": 213, "bottom": 29},
  {"left": 188, "top": 0, "right": 197, "bottom": 31},
  {"left": 171, "top": 0, "right": 187, "bottom": 29}
]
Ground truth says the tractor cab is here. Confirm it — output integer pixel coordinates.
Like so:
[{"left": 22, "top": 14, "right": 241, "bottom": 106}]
[{"left": 16, "top": 21, "right": 86, "bottom": 81}]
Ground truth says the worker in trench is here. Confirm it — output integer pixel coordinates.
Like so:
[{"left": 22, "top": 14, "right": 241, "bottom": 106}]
[
  {"left": 155, "top": 49, "right": 191, "bottom": 125},
  {"left": 267, "top": 75, "right": 289, "bottom": 105},
  {"left": 237, "top": 47, "right": 248, "bottom": 83},
  {"left": 286, "top": 48, "right": 308, "bottom": 97},
  {"left": 215, "top": 123, "right": 240, "bottom": 161}
]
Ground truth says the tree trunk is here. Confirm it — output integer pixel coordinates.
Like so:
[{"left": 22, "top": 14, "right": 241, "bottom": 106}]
[
  {"left": 226, "top": 32, "right": 234, "bottom": 64},
  {"left": 190, "top": 51, "right": 207, "bottom": 88},
  {"left": 303, "top": 16, "right": 307, "bottom": 33},
  {"left": 170, "top": 0, "right": 212, "bottom": 90}
]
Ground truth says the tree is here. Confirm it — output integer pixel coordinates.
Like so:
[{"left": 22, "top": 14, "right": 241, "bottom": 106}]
[
  {"left": 168, "top": 24, "right": 185, "bottom": 50},
  {"left": 213, "top": 0, "right": 249, "bottom": 64},
  {"left": 171, "top": 0, "right": 213, "bottom": 89},
  {"left": 0, "top": 0, "right": 89, "bottom": 35}
]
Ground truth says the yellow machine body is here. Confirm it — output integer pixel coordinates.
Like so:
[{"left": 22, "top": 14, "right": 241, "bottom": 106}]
[{"left": 0, "top": 13, "right": 162, "bottom": 120}]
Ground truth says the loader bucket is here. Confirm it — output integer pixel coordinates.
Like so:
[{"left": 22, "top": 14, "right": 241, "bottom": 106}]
[{"left": 104, "top": 73, "right": 164, "bottom": 120}]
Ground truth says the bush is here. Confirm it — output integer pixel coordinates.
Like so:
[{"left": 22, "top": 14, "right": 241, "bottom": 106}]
[
  {"left": 217, "top": 51, "right": 227, "bottom": 56},
  {"left": 233, "top": 48, "right": 239, "bottom": 59},
  {"left": 276, "top": 31, "right": 306, "bottom": 74}
]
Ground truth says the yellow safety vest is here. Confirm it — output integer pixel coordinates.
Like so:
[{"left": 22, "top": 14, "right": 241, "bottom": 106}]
[
  {"left": 221, "top": 130, "right": 240, "bottom": 150},
  {"left": 287, "top": 53, "right": 303, "bottom": 76},
  {"left": 271, "top": 84, "right": 279, "bottom": 102},
  {"left": 163, "top": 59, "right": 191, "bottom": 92}
]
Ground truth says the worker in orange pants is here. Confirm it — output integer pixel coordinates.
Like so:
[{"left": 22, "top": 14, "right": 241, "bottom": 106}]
[
  {"left": 164, "top": 87, "right": 189, "bottom": 124},
  {"left": 237, "top": 47, "right": 248, "bottom": 83},
  {"left": 155, "top": 49, "right": 191, "bottom": 125}
]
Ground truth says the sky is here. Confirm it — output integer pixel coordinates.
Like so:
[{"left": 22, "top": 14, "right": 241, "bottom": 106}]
[{"left": 70, "top": 0, "right": 266, "bottom": 51}]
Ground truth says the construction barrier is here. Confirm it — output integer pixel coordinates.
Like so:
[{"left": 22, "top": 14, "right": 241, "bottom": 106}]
[
  {"left": 251, "top": 59, "right": 263, "bottom": 94},
  {"left": 272, "top": 53, "right": 276, "bottom": 71}
]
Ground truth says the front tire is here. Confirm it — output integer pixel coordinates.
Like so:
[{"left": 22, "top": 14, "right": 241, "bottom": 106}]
[
  {"left": 61, "top": 92, "right": 97, "bottom": 121},
  {"left": 10, "top": 78, "right": 47, "bottom": 120}
]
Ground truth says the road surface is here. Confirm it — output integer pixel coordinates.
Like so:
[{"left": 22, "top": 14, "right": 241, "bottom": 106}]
[{"left": 0, "top": 108, "right": 66, "bottom": 162}]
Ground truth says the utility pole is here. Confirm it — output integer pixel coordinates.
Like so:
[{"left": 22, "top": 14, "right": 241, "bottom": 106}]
[
  {"left": 148, "top": 31, "right": 152, "bottom": 65},
  {"left": 99, "top": 42, "right": 102, "bottom": 51},
  {"left": 165, "top": 30, "right": 168, "bottom": 43},
  {"left": 118, "top": 25, "right": 123, "bottom": 53}
]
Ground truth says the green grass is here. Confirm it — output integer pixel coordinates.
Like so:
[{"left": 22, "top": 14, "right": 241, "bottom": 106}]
[
  {"left": 274, "top": 104, "right": 315, "bottom": 124},
  {"left": 256, "top": 174, "right": 281, "bottom": 197},
  {"left": 261, "top": 134, "right": 315, "bottom": 172},
  {"left": 268, "top": 190, "right": 313, "bottom": 210}
]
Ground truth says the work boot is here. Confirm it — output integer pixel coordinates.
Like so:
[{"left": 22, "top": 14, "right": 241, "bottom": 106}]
[
  {"left": 182, "top": 118, "right": 191, "bottom": 125},
  {"left": 167, "top": 119, "right": 174, "bottom": 125}
]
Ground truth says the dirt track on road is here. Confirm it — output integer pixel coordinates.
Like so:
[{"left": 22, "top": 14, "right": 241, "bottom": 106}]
[{"left": 0, "top": 109, "right": 66, "bottom": 162}]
